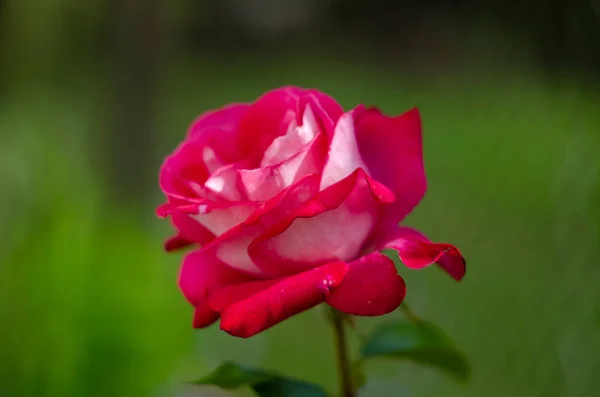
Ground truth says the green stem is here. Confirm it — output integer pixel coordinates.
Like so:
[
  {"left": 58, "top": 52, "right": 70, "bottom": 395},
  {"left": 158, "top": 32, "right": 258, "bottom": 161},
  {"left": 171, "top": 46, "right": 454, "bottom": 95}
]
[{"left": 330, "top": 308, "right": 356, "bottom": 397}]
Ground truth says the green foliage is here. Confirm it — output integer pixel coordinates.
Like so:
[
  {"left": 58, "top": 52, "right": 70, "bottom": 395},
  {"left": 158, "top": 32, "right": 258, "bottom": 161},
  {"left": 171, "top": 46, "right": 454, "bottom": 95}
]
[
  {"left": 361, "top": 319, "right": 470, "bottom": 382},
  {"left": 193, "top": 362, "right": 329, "bottom": 397}
]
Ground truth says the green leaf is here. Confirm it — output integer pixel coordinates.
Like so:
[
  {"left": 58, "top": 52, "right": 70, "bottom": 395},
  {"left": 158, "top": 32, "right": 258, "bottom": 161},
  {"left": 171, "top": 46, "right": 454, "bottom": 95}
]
[
  {"left": 253, "top": 378, "right": 329, "bottom": 397},
  {"left": 192, "top": 361, "right": 329, "bottom": 397},
  {"left": 193, "top": 361, "right": 271, "bottom": 390},
  {"left": 361, "top": 320, "right": 470, "bottom": 382}
]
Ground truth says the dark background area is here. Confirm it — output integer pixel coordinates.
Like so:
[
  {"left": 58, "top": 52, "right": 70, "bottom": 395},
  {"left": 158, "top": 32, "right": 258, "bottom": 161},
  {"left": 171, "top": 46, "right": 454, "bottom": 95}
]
[{"left": 1, "top": 1, "right": 599, "bottom": 396}]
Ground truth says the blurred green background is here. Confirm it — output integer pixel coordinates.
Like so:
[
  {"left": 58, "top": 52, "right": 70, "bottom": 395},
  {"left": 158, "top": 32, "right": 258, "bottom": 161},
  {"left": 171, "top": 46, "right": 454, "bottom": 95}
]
[{"left": 1, "top": 0, "right": 600, "bottom": 396}]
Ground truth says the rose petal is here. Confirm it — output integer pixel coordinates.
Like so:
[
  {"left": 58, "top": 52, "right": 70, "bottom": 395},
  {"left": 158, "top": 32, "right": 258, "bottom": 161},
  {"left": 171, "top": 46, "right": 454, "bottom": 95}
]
[
  {"left": 164, "top": 235, "right": 194, "bottom": 252},
  {"left": 159, "top": 199, "right": 259, "bottom": 251},
  {"left": 187, "top": 103, "right": 250, "bottom": 139},
  {"left": 355, "top": 107, "right": 427, "bottom": 228},
  {"left": 236, "top": 88, "right": 303, "bottom": 165},
  {"left": 191, "top": 203, "right": 255, "bottom": 237},
  {"left": 179, "top": 249, "right": 255, "bottom": 328},
  {"left": 320, "top": 109, "right": 368, "bottom": 190},
  {"left": 239, "top": 132, "right": 325, "bottom": 202},
  {"left": 327, "top": 252, "right": 406, "bottom": 315},
  {"left": 203, "top": 163, "right": 246, "bottom": 201},
  {"left": 201, "top": 146, "right": 226, "bottom": 174},
  {"left": 159, "top": 139, "right": 211, "bottom": 200},
  {"left": 208, "top": 278, "right": 278, "bottom": 313},
  {"left": 237, "top": 87, "right": 345, "bottom": 166},
  {"left": 198, "top": 174, "right": 322, "bottom": 276},
  {"left": 301, "top": 91, "right": 344, "bottom": 139},
  {"left": 160, "top": 104, "right": 251, "bottom": 200},
  {"left": 249, "top": 168, "right": 394, "bottom": 275},
  {"left": 380, "top": 226, "right": 466, "bottom": 281},
  {"left": 253, "top": 183, "right": 375, "bottom": 267},
  {"left": 192, "top": 303, "right": 220, "bottom": 328},
  {"left": 187, "top": 103, "right": 251, "bottom": 164},
  {"left": 274, "top": 87, "right": 344, "bottom": 137},
  {"left": 179, "top": 250, "right": 253, "bottom": 305},
  {"left": 164, "top": 210, "right": 216, "bottom": 252},
  {"left": 260, "top": 104, "right": 321, "bottom": 167},
  {"left": 213, "top": 261, "right": 349, "bottom": 338},
  {"left": 159, "top": 88, "right": 342, "bottom": 206}
]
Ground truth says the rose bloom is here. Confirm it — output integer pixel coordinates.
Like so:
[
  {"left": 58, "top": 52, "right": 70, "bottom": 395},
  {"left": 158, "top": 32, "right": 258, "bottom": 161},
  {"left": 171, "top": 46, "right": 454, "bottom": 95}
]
[{"left": 157, "top": 87, "right": 465, "bottom": 338}]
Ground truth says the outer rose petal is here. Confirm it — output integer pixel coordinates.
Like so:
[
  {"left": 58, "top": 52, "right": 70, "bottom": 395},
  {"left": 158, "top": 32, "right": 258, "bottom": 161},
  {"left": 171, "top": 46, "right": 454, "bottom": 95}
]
[
  {"left": 179, "top": 249, "right": 255, "bottom": 327},
  {"left": 160, "top": 139, "right": 211, "bottom": 200},
  {"left": 164, "top": 210, "right": 215, "bottom": 252},
  {"left": 354, "top": 107, "right": 427, "bottom": 228},
  {"left": 187, "top": 104, "right": 251, "bottom": 164},
  {"left": 160, "top": 105, "right": 251, "bottom": 200},
  {"left": 164, "top": 235, "right": 194, "bottom": 252},
  {"left": 210, "top": 261, "right": 349, "bottom": 338},
  {"left": 192, "top": 303, "right": 220, "bottom": 329},
  {"left": 327, "top": 252, "right": 406, "bottom": 315},
  {"left": 187, "top": 103, "right": 250, "bottom": 139},
  {"left": 320, "top": 106, "right": 426, "bottom": 231},
  {"left": 249, "top": 168, "right": 395, "bottom": 275},
  {"left": 380, "top": 226, "right": 466, "bottom": 281}
]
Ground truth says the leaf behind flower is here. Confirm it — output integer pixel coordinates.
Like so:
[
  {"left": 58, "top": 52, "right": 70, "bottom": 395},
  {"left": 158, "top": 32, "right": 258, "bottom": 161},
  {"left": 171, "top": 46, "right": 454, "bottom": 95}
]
[
  {"left": 192, "top": 361, "right": 329, "bottom": 397},
  {"left": 361, "top": 319, "right": 470, "bottom": 383}
]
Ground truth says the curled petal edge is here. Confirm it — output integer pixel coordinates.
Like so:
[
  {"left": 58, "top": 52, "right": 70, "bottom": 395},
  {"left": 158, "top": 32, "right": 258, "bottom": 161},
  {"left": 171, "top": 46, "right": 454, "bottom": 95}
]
[{"left": 380, "top": 226, "right": 466, "bottom": 281}]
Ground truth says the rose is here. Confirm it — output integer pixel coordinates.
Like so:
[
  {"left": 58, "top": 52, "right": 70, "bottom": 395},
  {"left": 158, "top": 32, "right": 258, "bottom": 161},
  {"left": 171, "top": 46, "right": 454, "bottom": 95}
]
[{"left": 157, "top": 86, "right": 465, "bottom": 338}]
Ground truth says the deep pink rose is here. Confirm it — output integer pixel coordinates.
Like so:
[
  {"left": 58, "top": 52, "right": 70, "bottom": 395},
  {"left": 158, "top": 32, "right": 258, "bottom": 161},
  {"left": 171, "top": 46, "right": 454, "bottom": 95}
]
[{"left": 157, "top": 86, "right": 465, "bottom": 338}]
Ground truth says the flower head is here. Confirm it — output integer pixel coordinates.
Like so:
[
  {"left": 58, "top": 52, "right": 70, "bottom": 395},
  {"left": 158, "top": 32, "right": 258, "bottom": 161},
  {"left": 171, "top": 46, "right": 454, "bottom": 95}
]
[{"left": 158, "top": 86, "right": 465, "bottom": 337}]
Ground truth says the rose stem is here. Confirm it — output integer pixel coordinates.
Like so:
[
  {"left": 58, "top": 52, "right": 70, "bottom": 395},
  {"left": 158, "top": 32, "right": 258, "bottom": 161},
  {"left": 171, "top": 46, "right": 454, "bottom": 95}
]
[{"left": 330, "top": 307, "right": 356, "bottom": 397}]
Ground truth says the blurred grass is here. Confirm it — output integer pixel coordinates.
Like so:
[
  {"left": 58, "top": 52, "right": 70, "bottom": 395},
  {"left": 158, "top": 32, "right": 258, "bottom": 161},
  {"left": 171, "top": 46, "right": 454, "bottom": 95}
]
[{"left": 1, "top": 53, "right": 599, "bottom": 397}]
